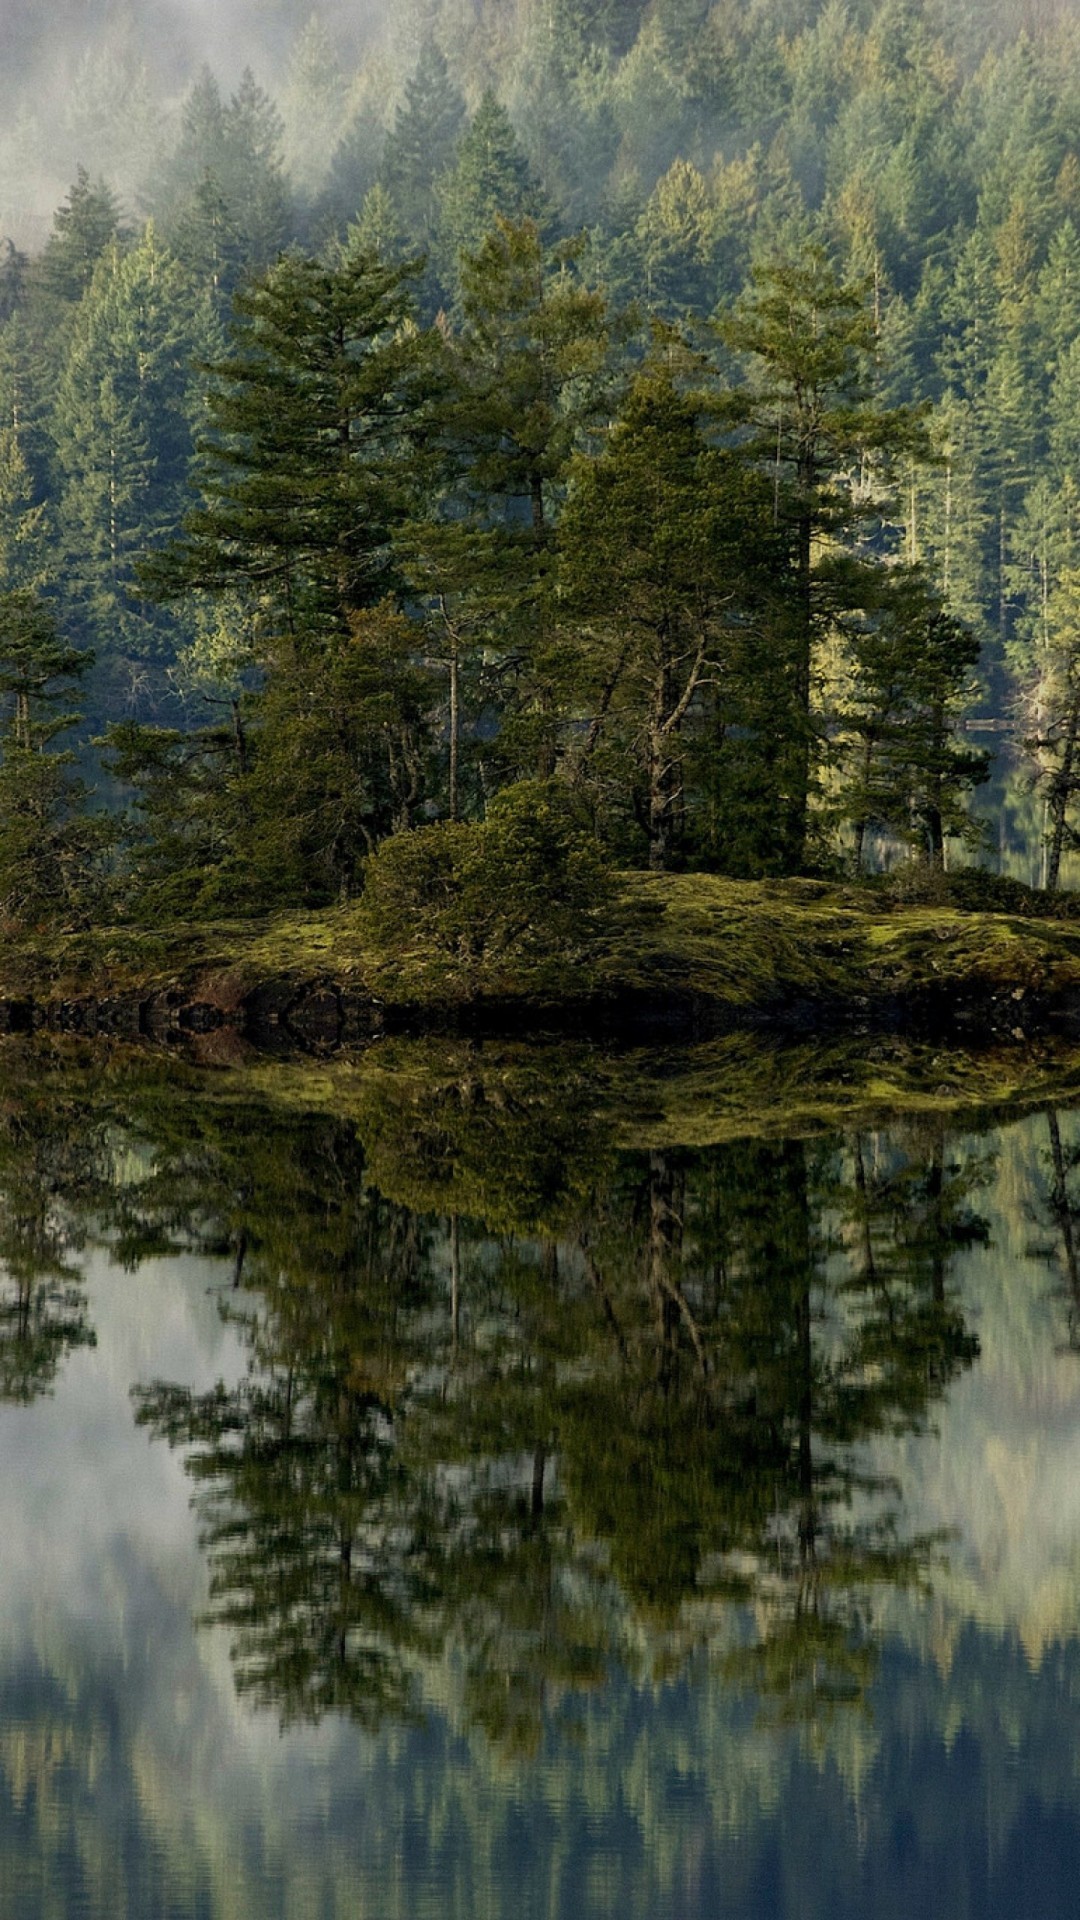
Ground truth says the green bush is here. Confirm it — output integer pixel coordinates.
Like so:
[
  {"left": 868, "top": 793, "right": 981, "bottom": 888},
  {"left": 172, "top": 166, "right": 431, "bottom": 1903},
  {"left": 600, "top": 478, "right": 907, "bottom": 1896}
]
[{"left": 359, "top": 780, "right": 615, "bottom": 993}]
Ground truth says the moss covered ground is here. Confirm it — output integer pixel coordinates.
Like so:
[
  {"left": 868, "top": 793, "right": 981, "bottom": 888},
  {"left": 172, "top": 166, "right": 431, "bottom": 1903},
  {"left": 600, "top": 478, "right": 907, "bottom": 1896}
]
[
  {"left": 5, "top": 871, "right": 1080, "bottom": 1025},
  {"left": 7, "top": 1029, "right": 1080, "bottom": 1189}
]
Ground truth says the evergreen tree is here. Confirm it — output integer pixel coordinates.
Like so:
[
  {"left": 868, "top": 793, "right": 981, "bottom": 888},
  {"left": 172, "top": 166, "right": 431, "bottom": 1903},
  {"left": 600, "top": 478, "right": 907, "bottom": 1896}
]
[
  {"left": 280, "top": 13, "right": 349, "bottom": 201},
  {"left": 52, "top": 226, "right": 220, "bottom": 691},
  {"left": 168, "top": 170, "right": 248, "bottom": 319},
  {"left": 0, "top": 591, "right": 104, "bottom": 928},
  {"left": 405, "top": 218, "right": 612, "bottom": 799},
  {"left": 133, "top": 247, "right": 443, "bottom": 905},
  {"left": 560, "top": 354, "right": 777, "bottom": 869},
  {"left": 380, "top": 41, "right": 466, "bottom": 260},
  {"left": 436, "top": 93, "right": 544, "bottom": 295},
  {"left": 318, "top": 109, "right": 385, "bottom": 239},
  {"left": 722, "top": 245, "right": 925, "bottom": 869},
  {"left": 836, "top": 568, "right": 988, "bottom": 869},
  {"left": 148, "top": 67, "right": 291, "bottom": 280},
  {"left": 40, "top": 169, "right": 124, "bottom": 309},
  {"left": 154, "top": 245, "right": 433, "bottom": 642},
  {"left": 1015, "top": 565, "right": 1080, "bottom": 890},
  {"left": 0, "top": 424, "right": 50, "bottom": 594}
]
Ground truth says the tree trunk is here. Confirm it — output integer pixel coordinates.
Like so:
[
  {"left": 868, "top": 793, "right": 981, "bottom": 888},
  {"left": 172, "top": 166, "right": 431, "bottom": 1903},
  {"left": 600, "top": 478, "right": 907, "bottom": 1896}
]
[
  {"left": 648, "top": 1151, "right": 681, "bottom": 1384},
  {"left": 449, "top": 1212, "right": 460, "bottom": 1354},
  {"left": 531, "top": 1444, "right": 547, "bottom": 1523},
  {"left": 1047, "top": 694, "right": 1080, "bottom": 893},
  {"left": 926, "top": 803, "right": 945, "bottom": 870},
  {"left": 647, "top": 649, "right": 680, "bottom": 870},
  {"left": 784, "top": 498, "right": 814, "bottom": 873},
  {"left": 448, "top": 637, "right": 459, "bottom": 822}
]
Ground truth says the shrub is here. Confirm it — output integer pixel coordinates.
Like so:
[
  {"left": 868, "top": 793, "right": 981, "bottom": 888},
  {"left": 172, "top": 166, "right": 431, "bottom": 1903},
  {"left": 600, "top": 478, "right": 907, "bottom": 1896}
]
[{"left": 359, "top": 780, "right": 614, "bottom": 993}]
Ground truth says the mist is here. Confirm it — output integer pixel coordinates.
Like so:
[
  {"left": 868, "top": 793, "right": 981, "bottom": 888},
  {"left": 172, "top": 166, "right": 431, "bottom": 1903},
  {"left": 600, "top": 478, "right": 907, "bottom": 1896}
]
[
  {"left": 0, "top": 0, "right": 397, "bottom": 238},
  {"left": 0, "top": 0, "right": 387, "bottom": 87}
]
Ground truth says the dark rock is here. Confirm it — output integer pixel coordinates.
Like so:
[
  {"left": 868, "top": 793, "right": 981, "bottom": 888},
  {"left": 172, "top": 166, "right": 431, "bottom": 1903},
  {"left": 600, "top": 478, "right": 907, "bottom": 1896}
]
[
  {"left": 284, "top": 987, "right": 342, "bottom": 1045},
  {"left": 177, "top": 1002, "right": 225, "bottom": 1033}
]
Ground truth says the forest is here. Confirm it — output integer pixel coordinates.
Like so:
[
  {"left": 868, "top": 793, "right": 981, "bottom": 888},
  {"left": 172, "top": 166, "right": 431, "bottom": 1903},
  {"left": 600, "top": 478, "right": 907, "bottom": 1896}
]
[{"left": 2, "top": 0, "right": 1080, "bottom": 947}]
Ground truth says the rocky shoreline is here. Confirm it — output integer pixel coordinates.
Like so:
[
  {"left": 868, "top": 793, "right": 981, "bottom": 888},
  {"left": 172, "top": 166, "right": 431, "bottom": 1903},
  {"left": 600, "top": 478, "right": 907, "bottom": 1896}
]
[
  {"left": 7, "top": 874, "right": 1080, "bottom": 1052},
  {"left": 5, "top": 968, "right": 1080, "bottom": 1053}
]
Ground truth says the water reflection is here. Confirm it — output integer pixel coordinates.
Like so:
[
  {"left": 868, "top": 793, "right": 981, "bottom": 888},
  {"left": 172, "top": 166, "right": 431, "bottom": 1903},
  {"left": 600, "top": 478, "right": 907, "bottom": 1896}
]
[
  {"left": 112, "top": 1077, "right": 996, "bottom": 1744},
  {"left": 3, "top": 1043, "right": 1080, "bottom": 1914},
  {"left": 0, "top": 1086, "right": 108, "bottom": 1400}
]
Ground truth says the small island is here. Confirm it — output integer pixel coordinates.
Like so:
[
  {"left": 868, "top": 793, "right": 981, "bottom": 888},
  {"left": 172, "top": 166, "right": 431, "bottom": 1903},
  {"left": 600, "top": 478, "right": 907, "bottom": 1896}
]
[
  {"left": 1, "top": 226, "right": 1078, "bottom": 1046},
  {"left": 4, "top": 865, "right": 1080, "bottom": 1048}
]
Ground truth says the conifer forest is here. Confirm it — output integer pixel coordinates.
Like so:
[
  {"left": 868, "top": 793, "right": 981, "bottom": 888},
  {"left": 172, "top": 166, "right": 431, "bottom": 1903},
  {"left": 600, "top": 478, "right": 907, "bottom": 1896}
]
[{"left": 3, "top": 0, "right": 1080, "bottom": 938}]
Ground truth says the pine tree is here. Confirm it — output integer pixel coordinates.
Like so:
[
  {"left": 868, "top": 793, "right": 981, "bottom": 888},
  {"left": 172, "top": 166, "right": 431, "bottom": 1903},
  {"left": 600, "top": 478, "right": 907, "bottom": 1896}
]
[
  {"left": 722, "top": 244, "right": 926, "bottom": 868},
  {"left": 149, "top": 67, "right": 291, "bottom": 279},
  {"left": 405, "top": 219, "right": 612, "bottom": 800},
  {"left": 1015, "top": 565, "right": 1080, "bottom": 890},
  {"left": 559, "top": 355, "right": 776, "bottom": 870},
  {"left": 380, "top": 41, "right": 465, "bottom": 257},
  {"left": 52, "top": 226, "right": 220, "bottom": 685},
  {"left": 318, "top": 110, "right": 384, "bottom": 239},
  {"left": 0, "top": 591, "right": 104, "bottom": 928},
  {"left": 436, "top": 93, "right": 544, "bottom": 295},
  {"left": 0, "top": 425, "right": 50, "bottom": 594},
  {"left": 281, "top": 14, "right": 348, "bottom": 200},
  {"left": 837, "top": 568, "right": 988, "bottom": 870},
  {"left": 40, "top": 169, "right": 123, "bottom": 307},
  {"left": 153, "top": 245, "right": 434, "bottom": 645},
  {"left": 169, "top": 172, "right": 246, "bottom": 317}
]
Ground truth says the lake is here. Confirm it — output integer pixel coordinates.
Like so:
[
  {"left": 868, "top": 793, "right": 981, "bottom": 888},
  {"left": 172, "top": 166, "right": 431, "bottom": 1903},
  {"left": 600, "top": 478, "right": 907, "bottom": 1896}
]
[{"left": 2, "top": 1034, "right": 1080, "bottom": 1918}]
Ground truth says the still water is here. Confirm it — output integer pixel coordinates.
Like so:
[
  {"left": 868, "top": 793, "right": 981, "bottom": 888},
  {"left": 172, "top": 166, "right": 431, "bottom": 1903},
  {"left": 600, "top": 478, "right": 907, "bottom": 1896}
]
[{"left": 3, "top": 1037, "right": 1080, "bottom": 1917}]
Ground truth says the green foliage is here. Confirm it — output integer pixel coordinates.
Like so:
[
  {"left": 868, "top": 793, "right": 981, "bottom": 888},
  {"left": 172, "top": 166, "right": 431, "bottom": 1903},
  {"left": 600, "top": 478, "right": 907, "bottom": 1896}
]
[
  {"left": 52, "top": 226, "right": 220, "bottom": 682},
  {"left": 107, "top": 1071, "right": 987, "bottom": 1744},
  {"left": 836, "top": 566, "right": 989, "bottom": 867},
  {"left": 359, "top": 779, "right": 614, "bottom": 992},
  {"left": 560, "top": 349, "right": 782, "bottom": 870},
  {"left": 0, "top": 592, "right": 107, "bottom": 929},
  {"left": 147, "top": 66, "right": 291, "bottom": 279},
  {"left": 39, "top": 168, "right": 123, "bottom": 307},
  {"left": 380, "top": 39, "right": 465, "bottom": 292},
  {"left": 436, "top": 92, "right": 544, "bottom": 293},
  {"left": 18, "top": 0, "right": 1080, "bottom": 914},
  {"left": 152, "top": 245, "right": 436, "bottom": 639}
]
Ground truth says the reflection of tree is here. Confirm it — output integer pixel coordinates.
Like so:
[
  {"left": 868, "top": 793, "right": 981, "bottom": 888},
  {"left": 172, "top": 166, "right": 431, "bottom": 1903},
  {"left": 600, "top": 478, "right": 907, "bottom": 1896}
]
[
  {"left": 130, "top": 1091, "right": 987, "bottom": 1747},
  {"left": 553, "top": 1136, "right": 986, "bottom": 1724},
  {"left": 0, "top": 1094, "right": 102, "bottom": 1401},
  {"left": 840, "top": 1121, "right": 987, "bottom": 1408},
  {"left": 1029, "top": 1107, "right": 1080, "bottom": 1351},
  {"left": 130, "top": 1110, "right": 447, "bottom": 1726}
]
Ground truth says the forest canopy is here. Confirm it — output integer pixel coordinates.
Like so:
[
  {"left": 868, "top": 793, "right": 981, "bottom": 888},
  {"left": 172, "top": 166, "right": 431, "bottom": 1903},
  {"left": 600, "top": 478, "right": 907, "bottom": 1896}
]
[{"left": 0, "top": 0, "right": 1078, "bottom": 925}]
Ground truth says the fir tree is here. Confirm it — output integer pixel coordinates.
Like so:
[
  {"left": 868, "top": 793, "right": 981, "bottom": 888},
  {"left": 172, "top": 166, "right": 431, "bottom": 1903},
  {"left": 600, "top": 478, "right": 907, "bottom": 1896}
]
[
  {"left": 837, "top": 568, "right": 988, "bottom": 869},
  {"left": 0, "top": 591, "right": 105, "bottom": 928},
  {"left": 722, "top": 244, "right": 926, "bottom": 869},
  {"left": 152, "top": 245, "right": 435, "bottom": 644},
  {"left": 559, "top": 355, "right": 776, "bottom": 870},
  {"left": 52, "top": 226, "right": 220, "bottom": 684},
  {"left": 436, "top": 92, "right": 544, "bottom": 294},
  {"left": 380, "top": 41, "right": 466, "bottom": 257},
  {"left": 40, "top": 168, "right": 123, "bottom": 307}
]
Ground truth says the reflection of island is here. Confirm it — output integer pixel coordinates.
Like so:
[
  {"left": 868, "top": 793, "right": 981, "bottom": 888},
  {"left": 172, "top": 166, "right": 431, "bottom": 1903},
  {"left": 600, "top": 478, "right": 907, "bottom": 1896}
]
[{"left": 128, "top": 1078, "right": 988, "bottom": 1744}]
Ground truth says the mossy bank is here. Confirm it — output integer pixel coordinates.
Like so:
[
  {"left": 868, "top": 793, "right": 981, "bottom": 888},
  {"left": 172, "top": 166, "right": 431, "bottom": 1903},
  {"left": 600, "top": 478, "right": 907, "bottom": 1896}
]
[{"left": 6, "top": 871, "right": 1080, "bottom": 1045}]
